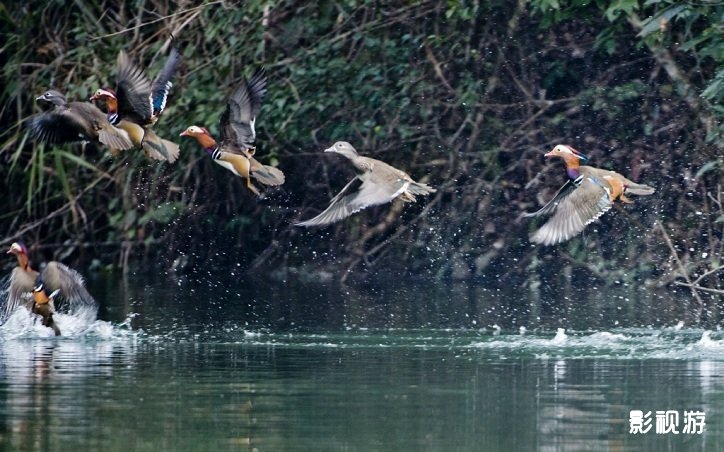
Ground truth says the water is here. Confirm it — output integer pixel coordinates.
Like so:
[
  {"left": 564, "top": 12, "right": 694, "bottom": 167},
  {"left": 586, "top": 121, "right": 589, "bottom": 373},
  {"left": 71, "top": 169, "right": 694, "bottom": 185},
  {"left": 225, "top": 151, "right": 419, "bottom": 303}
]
[{"left": 0, "top": 274, "right": 721, "bottom": 451}]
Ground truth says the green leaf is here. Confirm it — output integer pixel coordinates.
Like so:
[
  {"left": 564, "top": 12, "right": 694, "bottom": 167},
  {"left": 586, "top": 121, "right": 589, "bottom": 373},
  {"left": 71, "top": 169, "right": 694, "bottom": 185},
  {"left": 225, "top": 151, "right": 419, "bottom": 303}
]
[
  {"left": 701, "top": 70, "right": 724, "bottom": 102},
  {"left": 605, "top": 0, "right": 639, "bottom": 21},
  {"left": 637, "top": 4, "right": 687, "bottom": 38},
  {"left": 694, "top": 160, "right": 721, "bottom": 179}
]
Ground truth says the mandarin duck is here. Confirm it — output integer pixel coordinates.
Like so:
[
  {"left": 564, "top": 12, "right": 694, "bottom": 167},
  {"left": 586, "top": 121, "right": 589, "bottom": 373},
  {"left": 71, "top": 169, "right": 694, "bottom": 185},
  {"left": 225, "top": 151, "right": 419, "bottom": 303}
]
[
  {"left": 295, "top": 141, "right": 436, "bottom": 227},
  {"left": 27, "top": 90, "right": 134, "bottom": 151},
  {"left": 90, "top": 48, "right": 181, "bottom": 162},
  {"left": 525, "top": 144, "right": 655, "bottom": 245},
  {"left": 180, "top": 67, "right": 284, "bottom": 195},
  {"left": 5, "top": 242, "right": 97, "bottom": 321},
  {"left": 32, "top": 278, "right": 61, "bottom": 336}
]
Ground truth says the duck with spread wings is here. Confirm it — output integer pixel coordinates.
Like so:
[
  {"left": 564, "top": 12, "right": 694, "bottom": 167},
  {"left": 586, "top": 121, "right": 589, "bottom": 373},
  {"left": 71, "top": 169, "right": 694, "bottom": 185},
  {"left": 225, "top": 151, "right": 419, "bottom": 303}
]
[
  {"left": 295, "top": 141, "right": 436, "bottom": 227},
  {"left": 4, "top": 242, "right": 97, "bottom": 323},
  {"left": 525, "top": 144, "right": 655, "bottom": 245},
  {"left": 27, "top": 90, "right": 134, "bottom": 151},
  {"left": 90, "top": 47, "right": 181, "bottom": 162},
  {"left": 180, "top": 67, "right": 284, "bottom": 195}
]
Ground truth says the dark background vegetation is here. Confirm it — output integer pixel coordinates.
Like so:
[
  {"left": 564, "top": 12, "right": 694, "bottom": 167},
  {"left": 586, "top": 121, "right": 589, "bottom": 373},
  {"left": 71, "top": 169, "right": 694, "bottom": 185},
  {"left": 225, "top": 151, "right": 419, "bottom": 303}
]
[{"left": 0, "top": 1, "right": 721, "bottom": 321}]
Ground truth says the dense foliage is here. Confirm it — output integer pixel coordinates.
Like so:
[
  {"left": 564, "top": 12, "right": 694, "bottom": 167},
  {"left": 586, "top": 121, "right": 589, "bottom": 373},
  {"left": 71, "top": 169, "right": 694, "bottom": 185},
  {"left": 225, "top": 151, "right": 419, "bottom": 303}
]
[{"left": 0, "top": 1, "right": 721, "bottom": 320}]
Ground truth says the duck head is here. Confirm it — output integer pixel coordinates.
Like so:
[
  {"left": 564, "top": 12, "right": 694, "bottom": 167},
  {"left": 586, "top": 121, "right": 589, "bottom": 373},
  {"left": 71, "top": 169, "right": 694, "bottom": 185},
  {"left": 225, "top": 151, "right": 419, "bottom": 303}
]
[
  {"left": 36, "top": 90, "right": 67, "bottom": 108},
  {"left": 7, "top": 242, "right": 28, "bottom": 257},
  {"left": 324, "top": 141, "right": 359, "bottom": 159},
  {"left": 180, "top": 125, "right": 217, "bottom": 149},
  {"left": 8, "top": 242, "right": 31, "bottom": 270},
  {"left": 544, "top": 144, "right": 588, "bottom": 164},
  {"left": 89, "top": 88, "right": 117, "bottom": 102},
  {"left": 89, "top": 88, "right": 119, "bottom": 112}
]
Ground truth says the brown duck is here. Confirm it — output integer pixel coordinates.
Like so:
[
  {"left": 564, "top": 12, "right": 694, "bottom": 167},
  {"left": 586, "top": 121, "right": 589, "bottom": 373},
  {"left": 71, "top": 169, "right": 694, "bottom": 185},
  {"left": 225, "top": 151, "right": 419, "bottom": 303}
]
[
  {"left": 525, "top": 144, "right": 655, "bottom": 245},
  {"left": 180, "top": 67, "right": 284, "bottom": 195},
  {"left": 5, "top": 242, "right": 97, "bottom": 320},
  {"left": 27, "top": 90, "right": 134, "bottom": 151},
  {"left": 90, "top": 48, "right": 181, "bottom": 162},
  {"left": 295, "top": 141, "right": 436, "bottom": 227},
  {"left": 32, "top": 278, "right": 61, "bottom": 336}
]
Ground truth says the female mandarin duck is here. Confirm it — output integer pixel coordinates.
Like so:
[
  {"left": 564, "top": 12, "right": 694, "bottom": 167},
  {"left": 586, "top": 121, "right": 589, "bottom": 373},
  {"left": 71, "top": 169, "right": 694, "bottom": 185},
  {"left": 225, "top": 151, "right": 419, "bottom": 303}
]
[
  {"left": 295, "top": 141, "right": 436, "bottom": 227},
  {"left": 90, "top": 48, "right": 181, "bottom": 163},
  {"left": 31, "top": 278, "right": 61, "bottom": 336},
  {"left": 180, "top": 67, "right": 284, "bottom": 195},
  {"left": 27, "top": 90, "right": 134, "bottom": 151},
  {"left": 525, "top": 144, "right": 655, "bottom": 245},
  {"left": 5, "top": 242, "right": 97, "bottom": 321}
]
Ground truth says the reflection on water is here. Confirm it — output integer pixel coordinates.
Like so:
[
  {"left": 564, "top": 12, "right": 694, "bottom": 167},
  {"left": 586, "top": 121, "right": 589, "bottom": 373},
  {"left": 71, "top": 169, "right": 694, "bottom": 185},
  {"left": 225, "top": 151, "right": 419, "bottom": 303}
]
[
  {"left": 0, "top": 274, "right": 721, "bottom": 450},
  {"left": 0, "top": 329, "right": 721, "bottom": 450}
]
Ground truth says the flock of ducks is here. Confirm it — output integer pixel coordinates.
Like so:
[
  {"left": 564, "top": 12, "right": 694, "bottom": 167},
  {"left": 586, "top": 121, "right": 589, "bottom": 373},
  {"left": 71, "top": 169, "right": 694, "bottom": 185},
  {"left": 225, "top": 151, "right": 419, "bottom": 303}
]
[{"left": 7, "top": 45, "right": 655, "bottom": 335}]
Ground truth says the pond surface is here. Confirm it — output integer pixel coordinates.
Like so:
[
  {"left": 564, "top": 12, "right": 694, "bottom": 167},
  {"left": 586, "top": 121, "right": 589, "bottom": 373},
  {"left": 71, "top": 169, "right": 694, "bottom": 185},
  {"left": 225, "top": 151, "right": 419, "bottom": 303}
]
[{"left": 0, "top": 274, "right": 721, "bottom": 451}]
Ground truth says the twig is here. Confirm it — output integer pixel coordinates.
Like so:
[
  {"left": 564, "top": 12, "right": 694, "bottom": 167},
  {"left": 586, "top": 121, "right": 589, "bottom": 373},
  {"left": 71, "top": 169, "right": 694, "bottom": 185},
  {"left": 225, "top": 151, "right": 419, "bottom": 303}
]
[
  {"left": 655, "top": 221, "right": 705, "bottom": 319},
  {"left": 674, "top": 282, "right": 724, "bottom": 295},
  {"left": 89, "top": 1, "right": 223, "bottom": 41},
  {"left": 424, "top": 42, "right": 455, "bottom": 93},
  {"left": 0, "top": 174, "right": 108, "bottom": 248}
]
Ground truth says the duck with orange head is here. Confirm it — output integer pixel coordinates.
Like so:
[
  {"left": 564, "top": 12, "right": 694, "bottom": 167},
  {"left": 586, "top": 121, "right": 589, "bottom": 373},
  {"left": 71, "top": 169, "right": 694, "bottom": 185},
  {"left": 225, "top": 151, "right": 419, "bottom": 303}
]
[
  {"left": 4, "top": 242, "right": 97, "bottom": 323},
  {"left": 525, "top": 144, "right": 655, "bottom": 245},
  {"left": 31, "top": 277, "right": 61, "bottom": 336},
  {"left": 90, "top": 46, "right": 181, "bottom": 163},
  {"left": 180, "top": 67, "right": 284, "bottom": 195}
]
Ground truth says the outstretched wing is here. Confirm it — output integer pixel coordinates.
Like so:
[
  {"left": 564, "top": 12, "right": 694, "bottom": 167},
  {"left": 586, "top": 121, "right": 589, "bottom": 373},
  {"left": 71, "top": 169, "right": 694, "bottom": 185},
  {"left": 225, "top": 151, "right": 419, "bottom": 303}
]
[
  {"left": 42, "top": 262, "right": 98, "bottom": 320},
  {"left": 4, "top": 267, "right": 37, "bottom": 320},
  {"left": 116, "top": 51, "right": 153, "bottom": 123},
  {"left": 530, "top": 177, "right": 613, "bottom": 245},
  {"left": 524, "top": 179, "right": 579, "bottom": 218},
  {"left": 220, "top": 67, "right": 268, "bottom": 149},
  {"left": 26, "top": 109, "right": 90, "bottom": 144},
  {"left": 151, "top": 47, "right": 181, "bottom": 118},
  {"left": 295, "top": 176, "right": 407, "bottom": 227}
]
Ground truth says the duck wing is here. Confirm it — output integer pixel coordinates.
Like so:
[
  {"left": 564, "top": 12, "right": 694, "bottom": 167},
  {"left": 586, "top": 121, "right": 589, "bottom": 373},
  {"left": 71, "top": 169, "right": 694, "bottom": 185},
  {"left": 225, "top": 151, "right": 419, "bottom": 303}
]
[
  {"left": 26, "top": 102, "right": 101, "bottom": 144},
  {"left": 42, "top": 262, "right": 97, "bottom": 317},
  {"left": 4, "top": 267, "right": 38, "bottom": 319},
  {"left": 530, "top": 177, "right": 613, "bottom": 245},
  {"left": 524, "top": 179, "right": 579, "bottom": 218},
  {"left": 116, "top": 51, "right": 153, "bottom": 124},
  {"left": 151, "top": 47, "right": 181, "bottom": 119},
  {"left": 295, "top": 175, "right": 407, "bottom": 227},
  {"left": 219, "top": 67, "right": 267, "bottom": 149}
]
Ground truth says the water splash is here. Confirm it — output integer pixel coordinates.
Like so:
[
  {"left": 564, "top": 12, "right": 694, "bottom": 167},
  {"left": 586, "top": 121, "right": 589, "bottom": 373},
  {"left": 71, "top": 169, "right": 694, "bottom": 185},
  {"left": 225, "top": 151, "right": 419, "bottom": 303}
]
[
  {"left": 696, "top": 331, "right": 721, "bottom": 348},
  {"left": 551, "top": 328, "right": 567, "bottom": 344},
  {"left": 0, "top": 306, "right": 140, "bottom": 341}
]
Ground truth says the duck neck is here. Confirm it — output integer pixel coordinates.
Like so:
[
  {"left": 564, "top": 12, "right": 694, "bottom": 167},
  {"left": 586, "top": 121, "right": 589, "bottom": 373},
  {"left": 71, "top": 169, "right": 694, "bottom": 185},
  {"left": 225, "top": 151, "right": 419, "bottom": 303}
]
[
  {"left": 562, "top": 156, "right": 582, "bottom": 181},
  {"left": 105, "top": 97, "right": 120, "bottom": 124},
  {"left": 106, "top": 97, "right": 118, "bottom": 113},
  {"left": 15, "top": 252, "right": 31, "bottom": 271},
  {"left": 197, "top": 134, "right": 218, "bottom": 154}
]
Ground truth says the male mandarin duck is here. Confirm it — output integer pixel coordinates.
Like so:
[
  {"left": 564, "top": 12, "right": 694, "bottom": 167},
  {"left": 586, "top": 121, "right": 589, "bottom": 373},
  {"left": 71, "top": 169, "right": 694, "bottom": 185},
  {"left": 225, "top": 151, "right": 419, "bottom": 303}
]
[
  {"left": 525, "top": 144, "right": 655, "bottom": 245},
  {"left": 180, "top": 67, "right": 284, "bottom": 195},
  {"left": 5, "top": 242, "right": 97, "bottom": 320},
  {"left": 90, "top": 48, "right": 181, "bottom": 162},
  {"left": 27, "top": 90, "right": 134, "bottom": 151},
  {"left": 295, "top": 141, "right": 436, "bottom": 227},
  {"left": 31, "top": 278, "right": 61, "bottom": 336}
]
